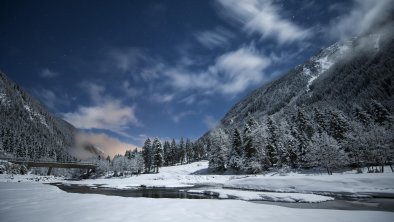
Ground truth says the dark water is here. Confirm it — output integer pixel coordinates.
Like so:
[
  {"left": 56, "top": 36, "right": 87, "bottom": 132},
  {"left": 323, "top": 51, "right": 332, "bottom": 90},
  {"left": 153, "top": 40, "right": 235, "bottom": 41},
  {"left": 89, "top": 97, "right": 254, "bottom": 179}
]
[
  {"left": 51, "top": 183, "right": 394, "bottom": 212},
  {"left": 51, "top": 183, "right": 217, "bottom": 199}
]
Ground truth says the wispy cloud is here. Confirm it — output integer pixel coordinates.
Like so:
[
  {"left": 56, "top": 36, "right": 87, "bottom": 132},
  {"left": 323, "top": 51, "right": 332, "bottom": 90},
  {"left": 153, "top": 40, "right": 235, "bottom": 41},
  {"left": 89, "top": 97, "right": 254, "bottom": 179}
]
[
  {"left": 107, "top": 47, "right": 148, "bottom": 73},
  {"left": 62, "top": 82, "right": 141, "bottom": 136},
  {"left": 151, "top": 93, "right": 175, "bottom": 103},
  {"left": 328, "top": 0, "right": 394, "bottom": 41},
  {"left": 122, "top": 81, "right": 142, "bottom": 98},
  {"left": 172, "top": 110, "right": 196, "bottom": 123},
  {"left": 195, "top": 27, "right": 235, "bottom": 49},
  {"left": 39, "top": 68, "right": 59, "bottom": 78},
  {"left": 165, "top": 44, "right": 271, "bottom": 96},
  {"left": 215, "top": 0, "right": 311, "bottom": 44},
  {"left": 74, "top": 132, "right": 140, "bottom": 158}
]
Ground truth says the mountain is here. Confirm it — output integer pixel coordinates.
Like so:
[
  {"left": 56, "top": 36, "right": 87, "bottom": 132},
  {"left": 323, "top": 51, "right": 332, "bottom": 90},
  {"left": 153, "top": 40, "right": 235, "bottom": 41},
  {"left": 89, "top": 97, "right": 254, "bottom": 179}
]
[
  {"left": 201, "top": 29, "right": 394, "bottom": 173},
  {"left": 0, "top": 72, "right": 77, "bottom": 161}
]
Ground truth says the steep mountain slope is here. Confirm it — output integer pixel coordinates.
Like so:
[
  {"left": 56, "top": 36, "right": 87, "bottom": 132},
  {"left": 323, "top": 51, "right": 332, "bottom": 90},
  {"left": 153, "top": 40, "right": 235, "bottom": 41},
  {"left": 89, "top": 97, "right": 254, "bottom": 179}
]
[
  {"left": 201, "top": 29, "right": 394, "bottom": 172},
  {"left": 220, "top": 35, "right": 393, "bottom": 130},
  {"left": 0, "top": 72, "right": 76, "bottom": 161}
]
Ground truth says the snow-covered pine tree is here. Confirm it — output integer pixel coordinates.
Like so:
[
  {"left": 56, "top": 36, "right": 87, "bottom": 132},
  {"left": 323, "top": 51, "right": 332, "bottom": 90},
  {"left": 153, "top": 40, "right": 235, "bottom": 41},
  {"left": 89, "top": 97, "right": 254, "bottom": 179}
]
[
  {"left": 328, "top": 110, "right": 349, "bottom": 142},
  {"left": 170, "top": 139, "right": 177, "bottom": 165},
  {"left": 292, "top": 108, "right": 314, "bottom": 167},
  {"left": 185, "top": 138, "right": 193, "bottom": 163},
  {"left": 307, "top": 132, "right": 347, "bottom": 175},
  {"left": 353, "top": 105, "right": 371, "bottom": 126},
  {"left": 266, "top": 117, "right": 279, "bottom": 167},
  {"left": 313, "top": 108, "right": 327, "bottom": 133},
  {"left": 152, "top": 138, "right": 163, "bottom": 173},
  {"left": 208, "top": 128, "right": 228, "bottom": 172},
  {"left": 163, "top": 141, "right": 170, "bottom": 166},
  {"left": 242, "top": 116, "right": 263, "bottom": 173},
  {"left": 369, "top": 100, "right": 392, "bottom": 125},
  {"left": 142, "top": 138, "right": 152, "bottom": 173},
  {"left": 178, "top": 137, "right": 185, "bottom": 164},
  {"left": 227, "top": 128, "right": 243, "bottom": 171}
]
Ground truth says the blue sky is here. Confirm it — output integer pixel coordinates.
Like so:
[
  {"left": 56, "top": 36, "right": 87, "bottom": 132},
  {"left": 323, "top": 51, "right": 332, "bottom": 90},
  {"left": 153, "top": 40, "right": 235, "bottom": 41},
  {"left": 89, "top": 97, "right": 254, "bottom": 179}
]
[{"left": 1, "top": 0, "right": 391, "bottom": 152}]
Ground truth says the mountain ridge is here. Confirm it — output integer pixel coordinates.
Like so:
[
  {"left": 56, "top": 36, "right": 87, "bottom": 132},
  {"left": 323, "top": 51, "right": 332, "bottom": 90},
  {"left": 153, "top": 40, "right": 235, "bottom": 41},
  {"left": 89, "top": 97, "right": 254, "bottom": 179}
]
[{"left": 200, "top": 29, "right": 394, "bottom": 173}]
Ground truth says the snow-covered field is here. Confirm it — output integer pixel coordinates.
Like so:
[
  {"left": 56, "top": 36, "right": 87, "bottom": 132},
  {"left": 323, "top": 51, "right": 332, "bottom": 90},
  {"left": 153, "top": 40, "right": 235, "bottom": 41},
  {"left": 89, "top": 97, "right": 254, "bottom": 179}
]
[
  {"left": 1, "top": 182, "right": 394, "bottom": 222},
  {"left": 1, "top": 161, "right": 394, "bottom": 221},
  {"left": 56, "top": 161, "right": 394, "bottom": 198},
  {"left": 2, "top": 160, "right": 393, "bottom": 202},
  {"left": 187, "top": 188, "right": 334, "bottom": 202}
]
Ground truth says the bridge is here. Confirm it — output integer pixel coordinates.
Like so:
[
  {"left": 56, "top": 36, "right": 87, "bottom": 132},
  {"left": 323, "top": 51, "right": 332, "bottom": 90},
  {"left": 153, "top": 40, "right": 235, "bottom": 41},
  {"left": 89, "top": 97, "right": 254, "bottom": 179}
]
[{"left": 1, "top": 158, "right": 97, "bottom": 175}]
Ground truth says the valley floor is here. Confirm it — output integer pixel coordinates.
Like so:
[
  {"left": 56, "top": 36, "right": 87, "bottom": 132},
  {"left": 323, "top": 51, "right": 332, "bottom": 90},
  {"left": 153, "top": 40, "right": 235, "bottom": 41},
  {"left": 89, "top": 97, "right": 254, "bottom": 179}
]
[{"left": 1, "top": 161, "right": 394, "bottom": 221}]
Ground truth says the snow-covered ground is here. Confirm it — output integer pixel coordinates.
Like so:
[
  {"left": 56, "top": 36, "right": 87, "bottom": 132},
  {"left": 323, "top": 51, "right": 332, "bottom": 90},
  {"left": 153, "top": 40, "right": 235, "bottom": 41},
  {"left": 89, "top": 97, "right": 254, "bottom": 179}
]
[
  {"left": 1, "top": 182, "right": 394, "bottom": 222},
  {"left": 57, "top": 161, "right": 394, "bottom": 198},
  {"left": 224, "top": 170, "right": 394, "bottom": 196},
  {"left": 62, "top": 161, "right": 231, "bottom": 189},
  {"left": 187, "top": 189, "right": 334, "bottom": 202},
  {"left": 1, "top": 161, "right": 393, "bottom": 201}
]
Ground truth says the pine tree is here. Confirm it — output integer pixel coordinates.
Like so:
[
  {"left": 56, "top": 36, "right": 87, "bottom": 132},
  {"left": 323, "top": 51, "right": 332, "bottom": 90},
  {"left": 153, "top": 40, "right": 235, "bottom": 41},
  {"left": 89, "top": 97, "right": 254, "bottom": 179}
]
[
  {"left": 243, "top": 117, "right": 258, "bottom": 158},
  {"left": 228, "top": 128, "right": 243, "bottom": 171},
  {"left": 152, "top": 138, "right": 163, "bottom": 173},
  {"left": 313, "top": 108, "right": 327, "bottom": 133},
  {"left": 185, "top": 138, "right": 193, "bottom": 163},
  {"left": 178, "top": 137, "right": 185, "bottom": 164},
  {"left": 292, "top": 108, "right": 314, "bottom": 167},
  {"left": 163, "top": 141, "right": 170, "bottom": 166},
  {"left": 208, "top": 128, "right": 228, "bottom": 172},
  {"left": 242, "top": 116, "right": 262, "bottom": 173},
  {"left": 170, "top": 139, "right": 177, "bottom": 165},
  {"left": 328, "top": 110, "right": 349, "bottom": 142},
  {"left": 353, "top": 105, "right": 371, "bottom": 126},
  {"left": 266, "top": 117, "right": 279, "bottom": 167},
  {"left": 369, "top": 100, "right": 392, "bottom": 125},
  {"left": 142, "top": 138, "right": 152, "bottom": 173}
]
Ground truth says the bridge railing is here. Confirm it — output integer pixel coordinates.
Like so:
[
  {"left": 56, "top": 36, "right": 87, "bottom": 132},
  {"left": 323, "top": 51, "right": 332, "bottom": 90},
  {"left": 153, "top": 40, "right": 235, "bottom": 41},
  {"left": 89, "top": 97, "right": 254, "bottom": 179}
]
[{"left": 0, "top": 157, "right": 96, "bottom": 166}]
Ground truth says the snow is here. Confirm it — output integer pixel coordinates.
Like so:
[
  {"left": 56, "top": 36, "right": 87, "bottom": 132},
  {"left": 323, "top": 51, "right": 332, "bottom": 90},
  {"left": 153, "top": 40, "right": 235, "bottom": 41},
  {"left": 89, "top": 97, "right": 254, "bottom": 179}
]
[
  {"left": 187, "top": 189, "right": 334, "bottom": 202},
  {"left": 1, "top": 182, "right": 394, "bottom": 222},
  {"left": 0, "top": 92, "right": 9, "bottom": 106},
  {"left": 224, "top": 172, "right": 394, "bottom": 196},
  {"left": 35, "top": 160, "right": 394, "bottom": 198},
  {"left": 305, "top": 55, "right": 334, "bottom": 92},
  {"left": 63, "top": 161, "right": 230, "bottom": 189},
  {"left": 0, "top": 173, "right": 64, "bottom": 183},
  {"left": 2, "top": 161, "right": 393, "bottom": 200},
  {"left": 22, "top": 104, "right": 50, "bottom": 128}
]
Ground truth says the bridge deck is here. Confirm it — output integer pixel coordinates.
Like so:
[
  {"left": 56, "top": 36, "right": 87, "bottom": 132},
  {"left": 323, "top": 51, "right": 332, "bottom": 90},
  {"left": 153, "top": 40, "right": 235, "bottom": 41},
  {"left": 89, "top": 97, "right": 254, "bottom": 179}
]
[{"left": 1, "top": 158, "right": 96, "bottom": 169}]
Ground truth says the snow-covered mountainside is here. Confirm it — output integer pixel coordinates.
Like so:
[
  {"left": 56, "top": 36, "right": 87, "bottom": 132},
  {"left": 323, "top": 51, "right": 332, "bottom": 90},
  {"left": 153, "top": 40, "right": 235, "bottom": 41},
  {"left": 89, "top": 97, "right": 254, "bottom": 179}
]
[
  {"left": 219, "top": 35, "right": 392, "bottom": 129},
  {"left": 200, "top": 30, "right": 394, "bottom": 172},
  {"left": 0, "top": 72, "right": 76, "bottom": 161}
]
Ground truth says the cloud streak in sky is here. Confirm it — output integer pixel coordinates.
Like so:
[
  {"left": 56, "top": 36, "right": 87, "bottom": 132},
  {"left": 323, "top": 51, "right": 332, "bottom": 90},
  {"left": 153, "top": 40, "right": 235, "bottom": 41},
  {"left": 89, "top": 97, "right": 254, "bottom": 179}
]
[
  {"left": 328, "top": 0, "right": 394, "bottom": 41},
  {"left": 195, "top": 27, "right": 234, "bottom": 49},
  {"left": 62, "top": 82, "right": 140, "bottom": 136},
  {"left": 39, "top": 68, "right": 59, "bottom": 78},
  {"left": 165, "top": 45, "right": 271, "bottom": 96},
  {"left": 215, "top": 0, "right": 311, "bottom": 44}
]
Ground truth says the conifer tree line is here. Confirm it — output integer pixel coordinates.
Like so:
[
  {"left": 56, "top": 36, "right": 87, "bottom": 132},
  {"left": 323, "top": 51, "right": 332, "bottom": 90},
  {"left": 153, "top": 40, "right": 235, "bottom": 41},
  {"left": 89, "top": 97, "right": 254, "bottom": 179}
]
[
  {"left": 204, "top": 102, "right": 394, "bottom": 174},
  {"left": 142, "top": 137, "right": 206, "bottom": 173}
]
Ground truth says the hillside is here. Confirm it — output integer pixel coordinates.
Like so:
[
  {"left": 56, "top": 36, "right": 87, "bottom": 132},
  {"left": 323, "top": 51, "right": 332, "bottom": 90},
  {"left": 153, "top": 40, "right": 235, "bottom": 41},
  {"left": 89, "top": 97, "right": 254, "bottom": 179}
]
[
  {"left": 201, "top": 30, "right": 394, "bottom": 173},
  {"left": 0, "top": 72, "right": 76, "bottom": 161}
]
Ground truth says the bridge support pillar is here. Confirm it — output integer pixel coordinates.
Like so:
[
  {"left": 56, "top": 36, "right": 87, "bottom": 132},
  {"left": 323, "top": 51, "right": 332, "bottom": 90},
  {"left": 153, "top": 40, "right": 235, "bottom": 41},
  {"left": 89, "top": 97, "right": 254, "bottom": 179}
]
[{"left": 47, "top": 167, "right": 53, "bottom": 175}]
